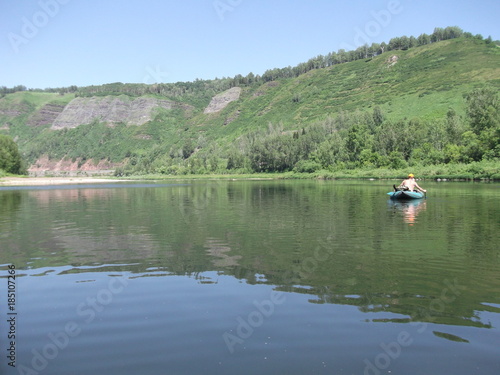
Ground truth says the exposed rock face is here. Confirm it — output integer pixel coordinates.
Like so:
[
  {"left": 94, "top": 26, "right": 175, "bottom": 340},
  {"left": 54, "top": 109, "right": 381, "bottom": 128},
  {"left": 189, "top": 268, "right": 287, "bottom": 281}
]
[
  {"left": 27, "top": 103, "right": 66, "bottom": 127},
  {"left": 387, "top": 55, "right": 399, "bottom": 67},
  {"left": 204, "top": 87, "right": 241, "bottom": 114},
  {"left": 28, "top": 155, "right": 123, "bottom": 176},
  {"left": 0, "top": 102, "right": 30, "bottom": 117},
  {"left": 51, "top": 96, "right": 190, "bottom": 129}
]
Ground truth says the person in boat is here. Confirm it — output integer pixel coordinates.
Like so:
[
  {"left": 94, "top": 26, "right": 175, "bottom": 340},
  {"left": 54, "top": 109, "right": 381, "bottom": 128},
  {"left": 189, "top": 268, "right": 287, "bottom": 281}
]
[{"left": 396, "top": 174, "right": 427, "bottom": 193}]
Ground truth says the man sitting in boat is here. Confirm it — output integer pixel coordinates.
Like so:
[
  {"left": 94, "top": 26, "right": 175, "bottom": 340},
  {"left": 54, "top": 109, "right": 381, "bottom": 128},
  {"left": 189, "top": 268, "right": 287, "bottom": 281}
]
[{"left": 396, "top": 174, "right": 427, "bottom": 193}]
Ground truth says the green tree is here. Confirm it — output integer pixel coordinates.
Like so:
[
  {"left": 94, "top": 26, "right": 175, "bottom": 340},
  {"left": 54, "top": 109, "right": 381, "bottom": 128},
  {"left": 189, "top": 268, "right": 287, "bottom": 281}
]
[
  {"left": 345, "top": 124, "right": 370, "bottom": 162},
  {"left": 182, "top": 139, "right": 195, "bottom": 159},
  {"left": 446, "top": 108, "right": 465, "bottom": 144},
  {"left": 409, "top": 36, "right": 418, "bottom": 49},
  {"left": 431, "top": 27, "right": 445, "bottom": 42},
  {"left": 443, "top": 144, "right": 462, "bottom": 164},
  {"left": 388, "top": 37, "right": 402, "bottom": 50},
  {"left": 399, "top": 36, "right": 410, "bottom": 50},
  {"left": 0, "top": 135, "right": 25, "bottom": 174},
  {"left": 311, "top": 133, "right": 348, "bottom": 169},
  {"left": 443, "top": 26, "right": 463, "bottom": 39},
  {"left": 226, "top": 149, "right": 246, "bottom": 170},
  {"left": 461, "top": 131, "right": 483, "bottom": 162},
  {"left": 372, "top": 106, "right": 384, "bottom": 127},
  {"left": 388, "top": 151, "right": 408, "bottom": 169},
  {"left": 465, "top": 87, "right": 499, "bottom": 134},
  {"left": 464, "top": 88, "right": 500, "bottom": 159},
  {"left": 417, "top": 33, "right": 431, "bottom": 46}
]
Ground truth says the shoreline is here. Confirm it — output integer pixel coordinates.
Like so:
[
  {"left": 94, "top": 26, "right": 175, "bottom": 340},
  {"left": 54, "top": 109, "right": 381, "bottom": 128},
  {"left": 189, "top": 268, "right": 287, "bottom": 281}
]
[
  {"left": 0, "top": 177, "right": 128, "bottom": 186},
  {"left": 1, "top": 171, "right": 498, "bottom": 186}
]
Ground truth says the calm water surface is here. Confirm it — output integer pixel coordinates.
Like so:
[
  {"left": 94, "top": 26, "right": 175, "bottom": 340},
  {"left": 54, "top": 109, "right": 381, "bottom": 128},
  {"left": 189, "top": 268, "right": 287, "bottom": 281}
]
[{"left": 0, "top": 180, "right": 499, "bottom": 375}]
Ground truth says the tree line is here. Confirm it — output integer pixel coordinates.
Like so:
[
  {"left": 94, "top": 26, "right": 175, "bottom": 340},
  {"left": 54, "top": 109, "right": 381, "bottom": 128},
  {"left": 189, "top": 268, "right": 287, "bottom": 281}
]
[
  {"left": 2, "top": 27, "right": 496, "bottom": 100},
  {"left": 255, "top": 27, "right": 489, "bottom": 84}
]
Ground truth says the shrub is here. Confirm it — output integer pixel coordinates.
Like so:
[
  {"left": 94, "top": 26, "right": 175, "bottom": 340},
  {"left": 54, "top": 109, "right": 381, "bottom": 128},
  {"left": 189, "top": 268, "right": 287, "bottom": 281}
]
[
  {"left": 293, "top": 159, "right": 321, "bottom": 173},
  {"left": 388, "top": 151, "right": 408, "bottom": 169},
  {"left": 0, "top": 135, "right": 26, "bottom": 175}
]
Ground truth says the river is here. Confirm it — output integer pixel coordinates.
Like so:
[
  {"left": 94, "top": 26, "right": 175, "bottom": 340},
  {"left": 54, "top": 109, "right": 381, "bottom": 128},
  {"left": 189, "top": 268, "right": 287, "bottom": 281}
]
[{"left": 0, "top": 179, "right": 499, "bottom": 374}]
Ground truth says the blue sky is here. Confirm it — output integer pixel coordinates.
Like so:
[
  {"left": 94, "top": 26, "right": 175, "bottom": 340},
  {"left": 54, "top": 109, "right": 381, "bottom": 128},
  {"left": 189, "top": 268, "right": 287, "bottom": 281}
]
[{"left": 1, "top": 0, "right": 499, "bottom": 89}]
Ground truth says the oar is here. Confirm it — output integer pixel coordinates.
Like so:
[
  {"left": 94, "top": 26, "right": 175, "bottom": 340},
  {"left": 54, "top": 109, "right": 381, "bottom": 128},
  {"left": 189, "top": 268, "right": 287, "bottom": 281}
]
[{"left": 390, "top": 184, "right": 398, "bottom": 198}]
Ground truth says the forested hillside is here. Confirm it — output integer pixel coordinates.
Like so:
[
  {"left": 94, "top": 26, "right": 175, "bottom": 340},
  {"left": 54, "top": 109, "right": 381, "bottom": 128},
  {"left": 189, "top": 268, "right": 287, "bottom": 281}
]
[{"left": 0, "top": 27, "right": 499, "bottom": 178}]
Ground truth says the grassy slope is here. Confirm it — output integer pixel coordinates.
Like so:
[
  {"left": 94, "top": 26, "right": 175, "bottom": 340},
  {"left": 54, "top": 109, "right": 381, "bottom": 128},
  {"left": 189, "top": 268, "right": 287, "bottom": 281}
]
[
  {"left": 1, "top": 38, "right": 499, "bottom": 166},
  {"left": 0, "top": 92, "right": 75, "bottom": 150},
  {"left": 193, "top": 38, "right": 500, "bottom": 147}
]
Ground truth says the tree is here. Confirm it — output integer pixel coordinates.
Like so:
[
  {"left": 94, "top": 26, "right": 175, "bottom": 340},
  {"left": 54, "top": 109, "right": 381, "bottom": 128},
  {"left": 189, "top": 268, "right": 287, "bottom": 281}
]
[
  {"left": 379, "top": 42, "right": 387, "bottom": 54},
  {"left": 0, "top": 135, "right": 25, "bottom": 174},
  {"left": 465, "top": 87, "right": 499, "bottom": 134},
  {"left": 311, "top": 133, "right": 347, "bottom": 168},
  {"left": 388, "top": 151, "right": 408, "bottom": 169},
  {"left": 369, "top": 43, "right": 381, "bottom": 57},
  {"left": 246, "top": 72, "right": 255, "bottom": 84},
  {"left": 337, "top": 49, "right": 348, "bottom": 63},
  {"left": 182, "top": 139, "right": 195, "bottom": 159},
  {"left": 443, "top": 26, "right": 463, "bottom": 39},
  {"left": 345, "top": 124, "right": 371, "bottom": 162},
  {"left": 431, "top": 27, "right": 445, "bottom": 42},
  {"left": 409, "top": 36, "right": 418, "bottom": 49},
  {"left": 400, "top": 36, "right": 410, "bottom": 50},
  {"left": 372, "top": 106, "right": 384, "bottom": 127},
  {"left": 461, "top": 131, "right": 483, "bottom": 162},
  {"left": 388, "top": 37, "right": 402, "bottom": 50},
  {"left": 446, "top": 108, "right": 465, "bottom": 144},
  {"left": 417, "top": 33, "right": 431, "bottom": 46}
]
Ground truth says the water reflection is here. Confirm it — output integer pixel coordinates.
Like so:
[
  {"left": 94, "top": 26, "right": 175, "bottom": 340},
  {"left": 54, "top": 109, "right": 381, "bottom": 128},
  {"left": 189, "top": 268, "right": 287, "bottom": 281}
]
[
  {"left": 0, "top": 190, "right": 22, "bottom": 234},
  {"left": 204, "top": 238, "right": 241, "bottom": 267},
  {"left": 1, "top": 181, "right": 499, "bottom": 333},
  {"left": 388, "top": 199, "right": 427, "bottom": 225}
]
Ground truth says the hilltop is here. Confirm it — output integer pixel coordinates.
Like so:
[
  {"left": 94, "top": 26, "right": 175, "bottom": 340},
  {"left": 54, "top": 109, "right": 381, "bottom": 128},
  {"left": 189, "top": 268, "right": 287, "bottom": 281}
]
[{"left": 0, "top": 30, "right": 499, "bottom": 178}]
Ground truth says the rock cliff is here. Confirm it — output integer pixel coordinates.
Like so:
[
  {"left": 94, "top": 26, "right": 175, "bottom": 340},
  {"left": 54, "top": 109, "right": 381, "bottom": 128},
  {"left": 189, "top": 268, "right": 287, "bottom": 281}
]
[
  {"left": 28, "top": 155, "right": 122, "bottom": 176},
  {"left": 27, "top": 103, "right": 66, "bottom": 127},
  {"left": 203, "top": 87, "right": 241, "bottom": 114},
  {"left": 51, "top": 96, "right": 192, "bottom": 129}
]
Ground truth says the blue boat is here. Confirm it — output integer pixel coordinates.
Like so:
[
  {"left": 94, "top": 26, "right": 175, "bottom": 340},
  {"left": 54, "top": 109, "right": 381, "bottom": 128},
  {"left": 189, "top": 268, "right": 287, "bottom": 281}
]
[{"left": 387, "top": 190, "right": 425, "bottom": 199}]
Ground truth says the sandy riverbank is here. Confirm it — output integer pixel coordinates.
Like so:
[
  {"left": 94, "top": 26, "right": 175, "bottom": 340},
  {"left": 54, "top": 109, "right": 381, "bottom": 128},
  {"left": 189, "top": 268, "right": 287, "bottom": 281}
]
[{"left": 0, "top": 177, "right": 128, "bottom": 186}]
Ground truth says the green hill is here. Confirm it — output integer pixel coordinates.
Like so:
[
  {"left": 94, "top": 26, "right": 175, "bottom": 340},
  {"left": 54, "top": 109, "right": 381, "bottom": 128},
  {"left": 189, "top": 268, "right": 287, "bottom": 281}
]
[
  {"left": 197, "top": 37, "right": 499, "bottom": 129},
  {"left": 0, "top": 34, "right": 499, "bottom": 177}
]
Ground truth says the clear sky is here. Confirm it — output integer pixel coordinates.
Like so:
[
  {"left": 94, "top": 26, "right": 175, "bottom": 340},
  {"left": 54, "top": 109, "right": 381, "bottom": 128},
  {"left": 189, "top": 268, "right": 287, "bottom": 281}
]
[{"left": 1, "top": 0, "right": 499, "bottom": 89}]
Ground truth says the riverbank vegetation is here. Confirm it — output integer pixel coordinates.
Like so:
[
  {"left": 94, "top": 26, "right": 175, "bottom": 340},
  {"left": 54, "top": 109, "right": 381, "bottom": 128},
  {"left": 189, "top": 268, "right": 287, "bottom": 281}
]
[{"left": 115, "top": 159, "right": 499, "bottom": 181}]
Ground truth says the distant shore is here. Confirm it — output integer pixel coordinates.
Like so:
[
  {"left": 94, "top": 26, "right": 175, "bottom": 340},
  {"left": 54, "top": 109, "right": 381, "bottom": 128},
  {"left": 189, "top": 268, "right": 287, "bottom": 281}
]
[
  {"left": 0, "top": 177, "right": 126, "bottom": 186},
  {"left": 2, "top": 164, "right": 499, "bottom": 187}
]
